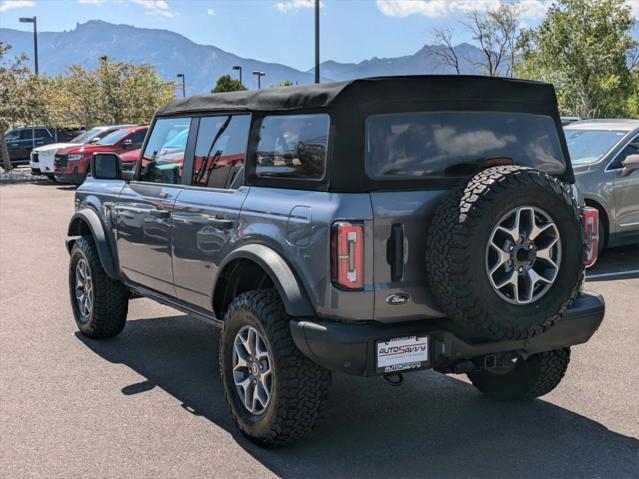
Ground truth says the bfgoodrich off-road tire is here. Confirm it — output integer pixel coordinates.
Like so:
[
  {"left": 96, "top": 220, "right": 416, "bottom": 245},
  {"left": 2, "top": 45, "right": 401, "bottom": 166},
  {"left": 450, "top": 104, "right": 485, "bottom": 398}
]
[
  {"left": 425, "top": 166, "right": 584, "bottom": 341},
  {"left": 220, "top": 289, "right": 331, "bottom": 447},
  {"left": 467, "top": 348, "right": 571, "bottom": 401},
  {"left": 69, "top": 236, "right": 129, "bottom": 338}
]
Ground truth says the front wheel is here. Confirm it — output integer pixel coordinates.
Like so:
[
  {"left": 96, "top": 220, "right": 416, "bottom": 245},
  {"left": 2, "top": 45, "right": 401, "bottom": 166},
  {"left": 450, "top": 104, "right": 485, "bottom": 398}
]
[
  {"left": 220, "top": 289, "right": 331, "bottom": 447},
  {"left": 69, "top": 236, "right": 129, "bottom": 338},
  {"left": 467, "top": 348, "right": 570, "bottom": 401}
]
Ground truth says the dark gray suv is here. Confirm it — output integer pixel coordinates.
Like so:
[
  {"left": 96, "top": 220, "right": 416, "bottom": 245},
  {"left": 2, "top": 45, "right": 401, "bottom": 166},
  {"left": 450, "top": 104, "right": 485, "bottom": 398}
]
[{"left": 66, "top": 76, "right": 605, "bottom": 446}]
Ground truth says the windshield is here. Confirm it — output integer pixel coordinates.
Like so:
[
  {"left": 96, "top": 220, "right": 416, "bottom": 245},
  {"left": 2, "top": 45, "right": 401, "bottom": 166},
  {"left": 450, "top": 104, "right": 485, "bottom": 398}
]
[
  {"left": 70, "top": 127, "right": 103, "bottom": 144},
  {"left": 564, "top": 129, "right": 627, "bottom": 165},
  {"left": 366, "top": 111, "right": 565, "bottom": 179},
  {"left": 96, "top": 128, "right": 130, "bottom": 146}
]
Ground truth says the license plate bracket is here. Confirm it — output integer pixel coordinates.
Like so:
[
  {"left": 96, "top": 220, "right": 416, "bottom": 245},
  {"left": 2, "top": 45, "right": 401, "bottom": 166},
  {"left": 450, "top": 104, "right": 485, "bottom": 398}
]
[{"left": 376, "top": 335, "right": 429, "bottom": 374}]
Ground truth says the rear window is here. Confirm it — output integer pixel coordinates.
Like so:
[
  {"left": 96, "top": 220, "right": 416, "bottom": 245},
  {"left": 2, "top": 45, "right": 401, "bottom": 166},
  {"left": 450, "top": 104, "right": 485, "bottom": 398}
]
[
  {"left": 366, "top": 111, "right": 565, "bottom": 179},
  {"left": 256, "top": 114, "right": 329, "bottom": 180}
]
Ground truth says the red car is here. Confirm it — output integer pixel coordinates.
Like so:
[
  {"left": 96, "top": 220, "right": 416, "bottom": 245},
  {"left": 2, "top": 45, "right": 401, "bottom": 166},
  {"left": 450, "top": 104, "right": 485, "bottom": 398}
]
[{"left": 54, "top": 125, "right": 148, "bottom": 184}]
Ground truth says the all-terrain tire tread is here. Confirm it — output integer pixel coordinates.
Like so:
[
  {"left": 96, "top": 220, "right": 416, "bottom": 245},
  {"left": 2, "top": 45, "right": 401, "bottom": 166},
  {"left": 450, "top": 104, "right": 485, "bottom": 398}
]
[
  {"left": 70, "top": 236, "right": 128, "bottom": 338},
  {"left": 468, "top": 348, "right": 571, "bottom": 400},
  {"left": 425, "top": 166, "right": 585, "bottom": 340},
  {"left": 220, "top": 289, "right": 331, "bottom": 447}
]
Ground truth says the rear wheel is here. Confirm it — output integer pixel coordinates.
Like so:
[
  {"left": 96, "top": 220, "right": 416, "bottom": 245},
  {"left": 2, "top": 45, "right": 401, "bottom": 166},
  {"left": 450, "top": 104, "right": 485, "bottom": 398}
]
[
  {"left": 69, "top": 236, "right": 129, "bottom": 338},
  {"left": 467, "top": 348, "right": 571, "bottom": 401},
  {"left": 220, "top": 289, "right": 331, "bottom": 447}
]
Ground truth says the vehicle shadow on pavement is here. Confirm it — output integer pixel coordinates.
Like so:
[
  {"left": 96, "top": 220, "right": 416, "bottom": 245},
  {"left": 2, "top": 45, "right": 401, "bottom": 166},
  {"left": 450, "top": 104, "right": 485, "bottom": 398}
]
[{"left": 77, "top": 315, "right": 639, "bottom": 479}]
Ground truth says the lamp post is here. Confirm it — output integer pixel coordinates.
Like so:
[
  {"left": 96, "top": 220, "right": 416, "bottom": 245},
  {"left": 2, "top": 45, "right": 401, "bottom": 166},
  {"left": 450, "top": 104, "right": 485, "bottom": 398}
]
[
  {"left": 19, "top": 16, "right": 38, "bottom": 75},
  {"left": 232, "top": 65, "right": 242, "bottom": 85},
  {"left": 176, "top": 73, "right": 186, "bottom": 97},
  {"left": 314, "top": 0, "right": 319, "bottom": 83},
  {"left": 252, "top": 71, "right": 265, "bottom": 89}
]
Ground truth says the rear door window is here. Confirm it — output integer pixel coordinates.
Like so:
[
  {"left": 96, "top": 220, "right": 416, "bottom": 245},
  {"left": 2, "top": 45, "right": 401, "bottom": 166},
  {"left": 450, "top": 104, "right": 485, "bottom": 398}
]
[
  {"left": 192, "top": 115, "right": 250, "bottom": 189},
  {"left": 366, "top": 111, "right": 565, "bottom": 179},
  {"left": 139, "top": 117, "right": 192, "bottom": 185},
  {"left": 256, "top": 114, "right": 329, "bottom": 180}
]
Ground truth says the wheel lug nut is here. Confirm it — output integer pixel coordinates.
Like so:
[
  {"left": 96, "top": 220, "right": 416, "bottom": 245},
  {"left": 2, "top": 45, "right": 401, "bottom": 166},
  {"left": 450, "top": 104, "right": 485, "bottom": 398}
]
[
  {"left": 528, "top": 243, "right": 534, "bottom": 250},
  {"left": 509, "top": 245, "right": 514, "bottom": 251},
  {"left": 518, "top": 266, "right": 524, "bottom": 273}
]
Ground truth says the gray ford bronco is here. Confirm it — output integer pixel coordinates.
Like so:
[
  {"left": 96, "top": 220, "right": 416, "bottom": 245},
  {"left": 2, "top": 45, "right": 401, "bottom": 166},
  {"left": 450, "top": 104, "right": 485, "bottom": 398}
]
[{"left": 66, "top": 76, "right": 605, "bottom": 446}]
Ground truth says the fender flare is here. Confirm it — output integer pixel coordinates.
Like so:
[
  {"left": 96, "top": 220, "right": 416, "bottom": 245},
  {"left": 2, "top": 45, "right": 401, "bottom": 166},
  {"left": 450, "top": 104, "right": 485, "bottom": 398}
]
[
  {"left": 216, "top": 244, "right": 315, "bottom": 317},
  {"left": 66, "top": 209, "right": 119, "bottom": 279}
]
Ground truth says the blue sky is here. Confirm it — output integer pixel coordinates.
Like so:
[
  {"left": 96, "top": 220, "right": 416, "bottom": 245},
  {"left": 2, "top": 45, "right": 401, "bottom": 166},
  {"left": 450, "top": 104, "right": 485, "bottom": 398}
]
[{"left": 1, "top": 0, "right": 638, "bottom": 70}]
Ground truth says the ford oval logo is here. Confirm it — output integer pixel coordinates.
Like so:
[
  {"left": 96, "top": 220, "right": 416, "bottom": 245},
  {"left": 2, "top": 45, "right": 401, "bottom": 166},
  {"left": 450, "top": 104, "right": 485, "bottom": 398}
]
[{"left": 385, "top": 293, "right": 410, "bottom": 305}]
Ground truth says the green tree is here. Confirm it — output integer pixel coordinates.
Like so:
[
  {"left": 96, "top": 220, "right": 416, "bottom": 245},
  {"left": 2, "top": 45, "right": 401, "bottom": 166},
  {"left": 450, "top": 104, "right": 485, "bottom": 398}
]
[
  {"left": 271, "top": 79, "right": 294, "bottom": 87},
  {"left": 0, "top": 42, "right": 40, "bottom": 170},
  {"left": 68, "top": 57, "right": 176, "bottom": 126},
  {"left": 211, "top": 74, "right": 247, "bottom": 93},
  {"left": 517, "top": 0, "right": 638, "bottom": 117}
]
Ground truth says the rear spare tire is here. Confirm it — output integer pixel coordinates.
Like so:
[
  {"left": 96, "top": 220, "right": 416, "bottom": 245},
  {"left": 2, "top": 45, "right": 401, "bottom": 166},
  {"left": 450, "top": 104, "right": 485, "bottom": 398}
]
[{"left": 425, "top": 166, "right": 584, "bottom": 340}]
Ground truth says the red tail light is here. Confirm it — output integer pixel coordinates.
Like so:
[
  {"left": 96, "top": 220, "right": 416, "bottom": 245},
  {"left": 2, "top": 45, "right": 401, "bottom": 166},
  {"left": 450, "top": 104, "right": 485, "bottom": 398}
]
[
  {"left": 581, "top": 207, "right": 599, "bottom": 268},
  {"left": 331, "top": 221, "right": 364, "bottom": 290}
]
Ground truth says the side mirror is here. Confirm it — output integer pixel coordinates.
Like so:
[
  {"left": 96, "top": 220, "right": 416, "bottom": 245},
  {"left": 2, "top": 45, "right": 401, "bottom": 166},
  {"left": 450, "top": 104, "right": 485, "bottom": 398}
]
[
  {"left": 91, "top": 153, "right": 123, "bottom": 180},
  {"left": 621, "top": 154, "right": 639, "bottom": 177},
  {"left": 122, "top": 138, "right": 133, "bottom": 148}
]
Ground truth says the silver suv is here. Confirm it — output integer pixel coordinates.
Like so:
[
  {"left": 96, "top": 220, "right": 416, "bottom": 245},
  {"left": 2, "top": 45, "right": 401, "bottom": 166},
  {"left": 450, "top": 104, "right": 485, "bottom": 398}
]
[
  {"left": 66, "top": 76, "right": 605, "bottom": 446},
  {"left": 565, "top": 119, "right": 639, "bottom": 254}
]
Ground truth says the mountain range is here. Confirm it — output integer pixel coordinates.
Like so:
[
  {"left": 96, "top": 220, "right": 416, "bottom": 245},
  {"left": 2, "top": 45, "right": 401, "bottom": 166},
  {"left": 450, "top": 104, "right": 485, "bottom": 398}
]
[{"left": 0, "top": 20, "right": 486, "bottom": 94}]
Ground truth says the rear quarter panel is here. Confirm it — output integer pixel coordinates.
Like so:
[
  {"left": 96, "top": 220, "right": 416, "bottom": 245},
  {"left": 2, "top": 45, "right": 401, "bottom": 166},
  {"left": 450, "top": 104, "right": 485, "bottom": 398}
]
[{"left": 240, "top": 187, "right": 375, "bottom": 320}]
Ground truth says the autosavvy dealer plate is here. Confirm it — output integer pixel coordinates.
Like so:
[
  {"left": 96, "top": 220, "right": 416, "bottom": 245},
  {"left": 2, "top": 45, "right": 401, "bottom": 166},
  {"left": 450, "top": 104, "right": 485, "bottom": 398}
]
[{"left": 376, "top": 336, "right": 429, "bottom": 374}]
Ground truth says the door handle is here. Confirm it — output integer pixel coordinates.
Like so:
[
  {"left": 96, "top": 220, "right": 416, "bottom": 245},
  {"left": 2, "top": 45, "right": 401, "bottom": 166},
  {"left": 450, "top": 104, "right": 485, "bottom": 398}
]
[
  {"left": 149, "top": 209, "right": 171, "bottom": 219},
  {"left": 208, "top": 215, "right": 233, "bottom": 230}
]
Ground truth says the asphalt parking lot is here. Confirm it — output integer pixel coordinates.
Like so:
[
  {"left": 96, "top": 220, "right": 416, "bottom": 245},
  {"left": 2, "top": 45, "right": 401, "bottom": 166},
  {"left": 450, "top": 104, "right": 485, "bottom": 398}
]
[{"left": 1, "top": 182, "right": 638, "bottom": 478}]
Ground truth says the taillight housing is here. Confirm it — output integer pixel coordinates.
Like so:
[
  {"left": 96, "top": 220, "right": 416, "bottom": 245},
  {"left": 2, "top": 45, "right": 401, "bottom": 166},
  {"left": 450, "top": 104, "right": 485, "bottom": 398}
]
[
  {"left": 581, "top": 207, "right": 599, "bottom": 268},
  {"left": 331, "top": 221, "right": 364, "bottom": 290}
]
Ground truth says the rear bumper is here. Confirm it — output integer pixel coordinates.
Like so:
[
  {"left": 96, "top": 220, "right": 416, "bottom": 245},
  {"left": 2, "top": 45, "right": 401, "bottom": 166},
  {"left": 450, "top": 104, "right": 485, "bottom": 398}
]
[{"left": 290, "top": 291, "right": 605, "bottom": 376}]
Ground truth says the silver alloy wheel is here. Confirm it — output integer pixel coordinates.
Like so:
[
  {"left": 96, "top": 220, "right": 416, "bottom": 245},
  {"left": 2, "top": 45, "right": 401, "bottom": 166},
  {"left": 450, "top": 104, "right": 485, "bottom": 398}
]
[
  {"left": 232, "top": 325, "right": 273, "bottom": 415},
  {"left": 486, "top": 206, "right": 561, "bottom": 305},
  {"left": 75, "top": 258, "right": 93, "bottom": 322}
]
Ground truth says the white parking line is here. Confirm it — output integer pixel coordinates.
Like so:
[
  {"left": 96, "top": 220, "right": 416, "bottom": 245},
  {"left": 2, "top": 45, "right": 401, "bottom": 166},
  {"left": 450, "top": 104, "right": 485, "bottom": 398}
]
[{"left": 586, "top": 269, "right": 639, "bottom": 280}]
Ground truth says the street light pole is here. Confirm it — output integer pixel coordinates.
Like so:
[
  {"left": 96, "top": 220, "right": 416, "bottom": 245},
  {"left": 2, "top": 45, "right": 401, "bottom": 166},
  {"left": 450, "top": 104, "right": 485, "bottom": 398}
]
[
  {"left": 314, "top": 0, "right": 319, "bottom": 84},
  {"left": 232, "top": 65, "right": 242, "bottom": 85},
  {"left": 19, "top": 16, "right": 38, "bottom": 75},
  {"left": 176, "top": 73, "right": 186, "bottom": 97},
  {"left": 252, "top": 71, "right": 265, "bottom": 89}
]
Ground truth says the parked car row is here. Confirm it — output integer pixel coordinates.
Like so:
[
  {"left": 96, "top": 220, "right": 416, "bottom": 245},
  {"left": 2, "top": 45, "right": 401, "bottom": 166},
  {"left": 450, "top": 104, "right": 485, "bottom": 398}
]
[{"left": 27, "top": 124, "right": 148, "bottom": 185}]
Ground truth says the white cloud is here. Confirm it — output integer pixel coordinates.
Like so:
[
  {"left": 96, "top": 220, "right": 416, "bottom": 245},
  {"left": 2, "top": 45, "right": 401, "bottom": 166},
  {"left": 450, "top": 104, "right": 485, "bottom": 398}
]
[
  {"left": 276, "top": 0, "right": 320, "bottom": 13},
  {"left": 0, "top": 0, "right": 35, "bottom": 12},
  {"left": 207, "top": 7, "right": 215, "bottom": 16},
  {"left": 130, "top": 0, "right": 175, "bottom": 17},
  {"left": 627, "top": 0, "right": 639, "bottom": 18},
  {"left": 376, "top": 0, "right": 552, "bottom": 20},
  {"left": 77, "top": 0, "right": 105, "bottom": 4}
]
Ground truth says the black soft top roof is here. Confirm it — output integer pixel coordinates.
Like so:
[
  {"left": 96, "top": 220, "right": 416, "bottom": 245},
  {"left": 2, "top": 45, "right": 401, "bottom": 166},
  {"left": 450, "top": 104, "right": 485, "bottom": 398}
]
[{"left": 155, "top": 75, "right": 557, "bottom": 117}]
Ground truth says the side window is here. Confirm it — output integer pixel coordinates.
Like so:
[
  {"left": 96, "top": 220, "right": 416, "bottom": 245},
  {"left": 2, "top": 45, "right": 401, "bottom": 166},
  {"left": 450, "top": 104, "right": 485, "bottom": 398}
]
[
  {"left": 256, "top": 114, "right": 329, "bottom": 180},
  {"left": 34, "top": 128, "right": 49, "bottom": 139},
  {"left": 609, "top": 135, "right": 639, "bottom": 170},
  {"left": 129, "top": 129, "right": 147, "bottom": 148},
  {"left": 192, "top": 115, "right": 250, "bottom": 189},
  {"left": 19, "top": 129, "right": 33, "bottom": 141},
  {"left": 139, "top": 117, "right": 191, "bottom": 185}
]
